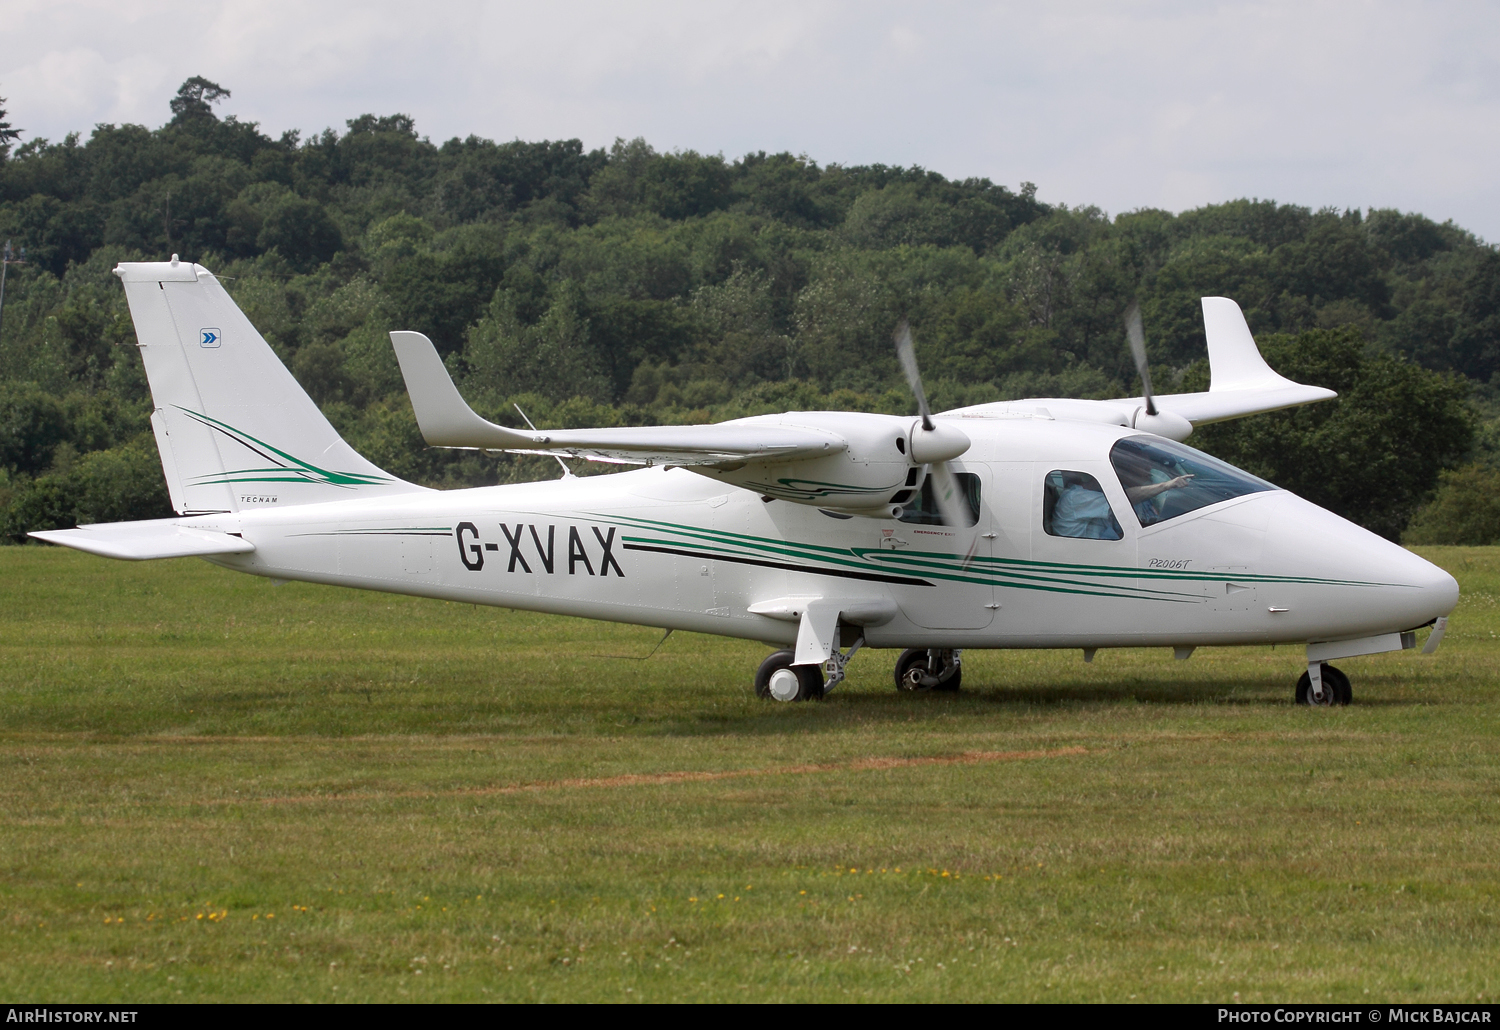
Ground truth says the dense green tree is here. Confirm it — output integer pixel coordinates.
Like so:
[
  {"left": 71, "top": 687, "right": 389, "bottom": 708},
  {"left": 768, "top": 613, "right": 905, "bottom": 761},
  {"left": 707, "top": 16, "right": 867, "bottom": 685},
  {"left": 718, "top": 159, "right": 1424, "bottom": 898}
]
[
  {"left": 0, "top": 383, "right": 68, "bottom": 475},
  {"left": 463, "top": 281, "right": 610, "bottom": 403},
  {"left": 0, "top": 434, "right": 170, "bottom": 541},
  {"left": 1450, "top": 251, "right": 1500, "bottom": 382},
  {"left": 584, "top": 139, "right": 732, "bottom": 221},
  {"left": 168, "top": 77, "right": 231, "bottom": 124},
  {"left": 1403, "top": 465, "right": 1500, "bottom": 545},
  {"left": 257, "top": 194, "right": 342, "bottom": 271},
  {"left": 379, "top": 221, "right": 506, "bottom": 351}
]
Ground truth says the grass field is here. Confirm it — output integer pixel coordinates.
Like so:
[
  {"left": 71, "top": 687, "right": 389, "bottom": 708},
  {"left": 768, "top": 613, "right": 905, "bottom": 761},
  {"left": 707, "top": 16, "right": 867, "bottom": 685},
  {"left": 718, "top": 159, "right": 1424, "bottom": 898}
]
[{"left": 1, "top": 546, "right": 1497, "bottom": 1003}]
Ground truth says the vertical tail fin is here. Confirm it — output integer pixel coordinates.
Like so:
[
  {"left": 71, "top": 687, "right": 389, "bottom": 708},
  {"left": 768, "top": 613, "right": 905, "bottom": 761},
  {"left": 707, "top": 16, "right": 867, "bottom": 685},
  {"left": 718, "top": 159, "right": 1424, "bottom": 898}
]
[{"left": 115, "top": 260, "right": 423, "bottom": 514}]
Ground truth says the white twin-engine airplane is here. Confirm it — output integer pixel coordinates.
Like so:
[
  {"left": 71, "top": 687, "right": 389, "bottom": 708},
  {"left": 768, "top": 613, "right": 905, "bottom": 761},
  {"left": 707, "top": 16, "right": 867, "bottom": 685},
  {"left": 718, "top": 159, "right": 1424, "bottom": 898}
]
[{"left": 31, "top": 259, "right": 1457, "bottom": 706}]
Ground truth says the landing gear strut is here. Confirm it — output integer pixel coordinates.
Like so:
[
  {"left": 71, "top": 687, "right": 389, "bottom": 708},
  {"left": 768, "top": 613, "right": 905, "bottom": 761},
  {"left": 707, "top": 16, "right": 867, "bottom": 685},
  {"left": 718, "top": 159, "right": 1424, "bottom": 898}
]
[
  {"left": 820, "top": 635, "right": 864, "bottom": 694},
  {"left": 1296, "top": 662, "right": 1351, "bottom": 706},
  {"left": 894, "top": 648, "right": 962, "bottom": 692}
]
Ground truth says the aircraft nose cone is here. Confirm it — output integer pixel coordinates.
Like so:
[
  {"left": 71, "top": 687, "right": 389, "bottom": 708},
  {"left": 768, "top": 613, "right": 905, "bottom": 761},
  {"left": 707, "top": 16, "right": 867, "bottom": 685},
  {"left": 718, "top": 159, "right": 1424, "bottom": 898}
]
[
  {"left": 1263, "top": 494, "right": 1458, "bottom": 638},
  {"left": 1380, "top": 550, "right": 1461, "bottom": 626}
]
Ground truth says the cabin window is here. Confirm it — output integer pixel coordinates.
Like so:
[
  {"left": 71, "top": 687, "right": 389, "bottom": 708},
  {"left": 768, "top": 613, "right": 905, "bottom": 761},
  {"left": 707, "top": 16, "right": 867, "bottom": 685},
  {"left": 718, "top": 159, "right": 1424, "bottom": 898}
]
[
  {"left": 1109, "top": 436, "right": 1276, "bottom": 527},
  {"left": 1043, "top": 471, "right": 1124, "bottom": 540},
  {"left": 898, "top": 472, "right": 981, "bottom": 527}
]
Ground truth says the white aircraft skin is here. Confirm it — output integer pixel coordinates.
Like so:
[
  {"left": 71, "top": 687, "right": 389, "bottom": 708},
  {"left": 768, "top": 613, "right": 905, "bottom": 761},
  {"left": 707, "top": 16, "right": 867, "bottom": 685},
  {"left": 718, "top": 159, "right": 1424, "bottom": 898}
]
[{"left": 31, "top": 260, "right": 1459, "bottom": 704}]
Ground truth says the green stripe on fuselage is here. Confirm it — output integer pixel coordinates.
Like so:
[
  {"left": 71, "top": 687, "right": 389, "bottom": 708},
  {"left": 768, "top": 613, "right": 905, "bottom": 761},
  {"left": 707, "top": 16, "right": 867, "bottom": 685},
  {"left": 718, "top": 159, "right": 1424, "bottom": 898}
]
[{"left": 596, "top": 511, "right": 1395, "bottom": 598}]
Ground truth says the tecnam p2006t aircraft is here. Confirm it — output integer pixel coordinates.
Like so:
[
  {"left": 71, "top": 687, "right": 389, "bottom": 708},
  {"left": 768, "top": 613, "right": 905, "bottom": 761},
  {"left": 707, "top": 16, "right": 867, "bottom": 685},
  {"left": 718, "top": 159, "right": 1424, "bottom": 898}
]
[{"left": 31, "top": 259, "right": 1457, "bottom": 706}]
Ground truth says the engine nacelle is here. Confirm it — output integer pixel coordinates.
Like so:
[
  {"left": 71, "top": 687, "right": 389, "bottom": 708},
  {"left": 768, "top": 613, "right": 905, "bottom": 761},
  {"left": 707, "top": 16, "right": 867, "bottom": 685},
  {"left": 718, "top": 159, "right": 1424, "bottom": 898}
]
[
  {"left": 691, "top": 412, "right": 967, "bottom": 512},
  {"left": 1130, "top": 406, "right": 1194, "bottom": 441}
]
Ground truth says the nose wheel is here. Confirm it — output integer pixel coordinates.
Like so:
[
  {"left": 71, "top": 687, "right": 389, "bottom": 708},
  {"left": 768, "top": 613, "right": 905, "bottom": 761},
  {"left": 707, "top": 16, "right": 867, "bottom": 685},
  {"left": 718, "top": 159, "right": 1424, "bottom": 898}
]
[
  {"left": 894, "top": 648, "right": 962, "bottom": 692},
  {"left": 1296, "top": 663, "right": 1351, "bottom": 706},
  {"left": 755, "top": 650, "right": 824, "bottom": 702}
]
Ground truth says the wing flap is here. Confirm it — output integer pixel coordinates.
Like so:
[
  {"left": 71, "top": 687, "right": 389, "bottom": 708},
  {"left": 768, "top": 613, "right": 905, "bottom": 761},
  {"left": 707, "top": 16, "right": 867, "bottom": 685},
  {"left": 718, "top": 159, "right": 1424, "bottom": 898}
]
[
  {"left": 29, "top": 519, "right": 255, "bottom": 561},
  {"left": 390, "top": 330, "right": 842, "bottom": 465}
]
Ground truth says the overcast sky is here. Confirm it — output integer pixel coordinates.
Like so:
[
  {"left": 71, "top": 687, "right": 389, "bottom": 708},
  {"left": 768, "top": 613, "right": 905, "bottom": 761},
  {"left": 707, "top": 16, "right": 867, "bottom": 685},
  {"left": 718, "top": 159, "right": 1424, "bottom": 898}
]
[{"left": 3, "top": 0, "right": 1498, "bottom": 240}]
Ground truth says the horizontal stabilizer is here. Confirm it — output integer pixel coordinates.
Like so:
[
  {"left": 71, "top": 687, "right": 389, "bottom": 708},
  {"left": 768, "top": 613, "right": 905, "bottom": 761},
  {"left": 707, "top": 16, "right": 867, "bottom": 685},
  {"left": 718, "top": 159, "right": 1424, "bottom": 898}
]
[
  {"left": 390, "top": 331, "right": 843, "bottom": 465},
  {"left": 29, "top": 520, "right": 255, "bottom": 561}
]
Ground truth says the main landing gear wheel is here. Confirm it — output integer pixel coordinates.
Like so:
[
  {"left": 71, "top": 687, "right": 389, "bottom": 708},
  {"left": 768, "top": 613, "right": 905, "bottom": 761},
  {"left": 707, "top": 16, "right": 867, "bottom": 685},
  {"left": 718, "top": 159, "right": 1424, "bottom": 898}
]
[
  {"left": 1296, "top": 663, "right": 1352, "bottom": 706},
  {"left": 755, "top": 650, "right": 824, "bottom": 702},
  {"left": 894, "top": 648, "right": 962, "bottom": 693}
]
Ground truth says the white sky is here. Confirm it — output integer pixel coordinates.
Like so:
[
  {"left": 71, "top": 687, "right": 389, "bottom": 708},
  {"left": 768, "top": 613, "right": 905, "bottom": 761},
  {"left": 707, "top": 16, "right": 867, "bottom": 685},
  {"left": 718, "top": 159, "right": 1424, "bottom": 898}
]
[{"left": 3, "top": 0, "right": 1498, "bottom": 240}]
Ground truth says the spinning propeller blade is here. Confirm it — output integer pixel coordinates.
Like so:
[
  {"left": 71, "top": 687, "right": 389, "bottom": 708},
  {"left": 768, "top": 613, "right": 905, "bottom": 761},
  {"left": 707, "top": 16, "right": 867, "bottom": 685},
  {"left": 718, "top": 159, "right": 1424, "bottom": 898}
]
[
  {"left": 895, "top": 319, "right": 934, "bottom": 431},
  {"left": 893, "top": 321, "right": 976, "bottom": 565},
  {"left": 1125, "top": 300, "right": 1156, "bottom": 417}
]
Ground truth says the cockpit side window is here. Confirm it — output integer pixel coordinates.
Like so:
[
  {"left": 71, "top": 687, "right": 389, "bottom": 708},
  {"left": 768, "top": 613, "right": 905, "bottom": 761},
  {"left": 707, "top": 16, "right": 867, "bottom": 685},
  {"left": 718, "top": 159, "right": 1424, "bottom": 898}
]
[
  {"left": 899, "top": 471, "right": 981, "bottom": 527},
  {"left": 1043, "top": 470, "right": 1124, "bottom": 540},
  {"left": 1109, "top": 436, "right": 1276, "bottom": 527}
]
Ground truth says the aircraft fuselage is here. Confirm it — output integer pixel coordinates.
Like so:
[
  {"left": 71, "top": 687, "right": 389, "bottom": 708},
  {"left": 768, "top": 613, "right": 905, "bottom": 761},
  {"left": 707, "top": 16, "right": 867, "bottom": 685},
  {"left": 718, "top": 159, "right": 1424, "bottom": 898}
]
[{"left": 190, "top": 418, "right": 1457, "bottom": 654}]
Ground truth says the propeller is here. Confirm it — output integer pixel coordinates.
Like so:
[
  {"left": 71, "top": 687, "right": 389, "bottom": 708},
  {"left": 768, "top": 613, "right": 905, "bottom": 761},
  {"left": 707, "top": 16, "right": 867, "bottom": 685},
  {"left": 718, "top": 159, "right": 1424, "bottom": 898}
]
[
  {"left": 1124, "top": 300, "right": 1156, "bottom": 416},
  {"left": 893, "top": 320, "right": 974, "bottom": 544},
  {"left": 895, "top": 319, "right": 935, "bottom": 432},
  {"left": 1122, "top": 301, "right": 1193, "bottom": 441}
]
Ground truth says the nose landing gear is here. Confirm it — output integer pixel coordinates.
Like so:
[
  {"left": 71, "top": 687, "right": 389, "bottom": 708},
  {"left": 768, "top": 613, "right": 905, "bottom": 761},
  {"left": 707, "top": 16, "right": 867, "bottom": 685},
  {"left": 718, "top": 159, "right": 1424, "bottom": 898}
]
[
  {"left": 894, "top": 648, "right": 962, "bottom": 692},
  {"left": 1296, "top": 662, "right": 1351, "bottom": 706}
]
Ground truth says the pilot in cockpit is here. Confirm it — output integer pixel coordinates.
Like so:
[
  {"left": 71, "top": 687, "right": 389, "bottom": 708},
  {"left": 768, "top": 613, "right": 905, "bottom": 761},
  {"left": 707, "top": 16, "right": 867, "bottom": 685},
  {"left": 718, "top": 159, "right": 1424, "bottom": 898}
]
[
  {"left": 1047, "top": 457, "right": 1197, "bottom": 540},
  {"left": 1112, "top": 447, "right": 1196, "bottom": 523}
]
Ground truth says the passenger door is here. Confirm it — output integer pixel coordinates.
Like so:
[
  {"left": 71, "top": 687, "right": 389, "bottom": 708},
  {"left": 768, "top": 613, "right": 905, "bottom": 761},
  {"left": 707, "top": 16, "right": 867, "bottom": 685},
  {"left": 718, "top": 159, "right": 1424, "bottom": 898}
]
[
  {"left": 1027, "top": 462, "right": 1138, "bottom": 635},
  {"left": 895, "top": 461, "right": 996, "bottom": 630}
]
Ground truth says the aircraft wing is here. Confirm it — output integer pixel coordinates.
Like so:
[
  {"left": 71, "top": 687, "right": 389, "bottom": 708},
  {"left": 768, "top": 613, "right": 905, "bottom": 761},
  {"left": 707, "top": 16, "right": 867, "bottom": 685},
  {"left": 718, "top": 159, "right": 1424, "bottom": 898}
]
[
  {"left": 29, "top": 519, "right": 255, "bottom": 561},
  {"left": 390, "top": 331, "right": 844, "bottom": 465},
  {"left": 1107, "top": 297, "right": 1336, "bottom": 426},
  {"left": 1142, "top": 383, "right": 1337, "bottom": 426}
]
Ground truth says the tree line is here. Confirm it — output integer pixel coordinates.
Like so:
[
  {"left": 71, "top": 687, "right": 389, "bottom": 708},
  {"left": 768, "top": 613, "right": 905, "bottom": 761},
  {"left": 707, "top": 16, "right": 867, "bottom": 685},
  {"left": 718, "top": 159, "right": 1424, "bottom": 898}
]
[{"left": 1, "top": 77, "right": 1496, "bottom": 543}]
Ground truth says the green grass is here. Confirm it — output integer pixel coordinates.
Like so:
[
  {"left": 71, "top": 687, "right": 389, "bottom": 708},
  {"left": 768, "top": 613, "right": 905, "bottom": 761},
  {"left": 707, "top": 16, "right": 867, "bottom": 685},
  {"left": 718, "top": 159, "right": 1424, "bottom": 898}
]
[{"left": 1, "top": 545, "right": 1498, "bottom": 1002}]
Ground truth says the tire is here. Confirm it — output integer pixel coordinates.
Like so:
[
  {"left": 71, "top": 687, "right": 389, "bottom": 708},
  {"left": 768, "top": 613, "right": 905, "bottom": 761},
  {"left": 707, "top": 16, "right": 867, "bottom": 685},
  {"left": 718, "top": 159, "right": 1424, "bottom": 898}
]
[
  {"left": 894, "top": 648, "right": 962, "bottom": 693},
  {"left": 754, "top": 650, "right": 824, "bottom": 702},
  {"left": 1295, "top": 663, "right": 1352, "bottom": 706}
]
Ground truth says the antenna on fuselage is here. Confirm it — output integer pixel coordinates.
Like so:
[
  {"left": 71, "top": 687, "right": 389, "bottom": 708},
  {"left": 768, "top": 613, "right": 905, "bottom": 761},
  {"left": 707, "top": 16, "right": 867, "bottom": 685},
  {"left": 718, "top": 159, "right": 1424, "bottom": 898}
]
[{"left": 514, "top": 404, "right": 575, "bottom": 479}]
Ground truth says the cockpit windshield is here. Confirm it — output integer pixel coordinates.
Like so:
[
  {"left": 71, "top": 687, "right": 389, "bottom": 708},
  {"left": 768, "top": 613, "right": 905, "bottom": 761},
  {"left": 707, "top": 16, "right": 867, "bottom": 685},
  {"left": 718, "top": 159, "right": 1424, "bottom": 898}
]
[{"left": 1109, "top": 436, "right": 1276, "bottom": 527}]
